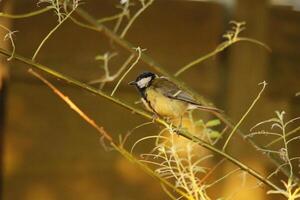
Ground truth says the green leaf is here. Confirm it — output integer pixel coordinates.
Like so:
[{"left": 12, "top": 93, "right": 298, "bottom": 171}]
[
  {"left": 95, "top": 55, "right": 105, "bottom": 60},
  {"left": 209, "top": 130, "right": 221, "bottom": 139},
  {"left": 205, "top": 119, "right": 221, "bottom": 127},
  {"left": 194, "top": 119, "right": 204, "bottom": 126}
]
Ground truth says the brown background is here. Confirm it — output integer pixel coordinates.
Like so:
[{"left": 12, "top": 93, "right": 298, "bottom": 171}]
[{"left": 1, "top": 0, "right": 300, "bottom": 199}]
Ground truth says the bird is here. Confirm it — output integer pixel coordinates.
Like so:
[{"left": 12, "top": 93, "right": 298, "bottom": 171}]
[{"left": 129, "top": 71, "right": 222, "bottom": 119}]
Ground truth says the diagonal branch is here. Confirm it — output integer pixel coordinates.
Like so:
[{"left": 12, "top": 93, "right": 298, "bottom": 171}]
[
  {"left": 72, "top": 7, "right": 298, "bottom": 182},
  {"left": 28, "top": 68, "right": 190, "bottom": 199},
  {"left": 28, "top": 68, "right": 113, "bottom": 142},
  {"left": 0, "top": 7, "right": 52, "bottom": 19},
  {"left": 0, "top": 48, "right": 282, "bottom": 193}
]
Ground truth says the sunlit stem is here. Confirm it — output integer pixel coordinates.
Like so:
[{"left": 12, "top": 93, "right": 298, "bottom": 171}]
[
  {"left": 222, "top": 81, "right": 267, "bottom": 151},
  {"left": 32, "top": 9, "right": 76, "bottom": 61},
  {"left": 120, "top": 0, "right": 154, "bottom": 38},
  {"left": 111, "top": 47, "right": 143, "bottom": 96},
  {"left": 0, "top": 7, "right": 51, "bottom": 19}
]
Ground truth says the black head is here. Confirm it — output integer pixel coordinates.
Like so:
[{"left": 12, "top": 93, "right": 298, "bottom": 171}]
[{"left": 129, "top": 71, "right": 157, "bottom": 89}]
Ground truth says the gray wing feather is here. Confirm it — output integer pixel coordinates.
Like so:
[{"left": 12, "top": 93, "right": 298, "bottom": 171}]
[
  {"left": 152, "top": 77, "right": 223, "bottom": 113},
  {"left": 153, "top": 77, "right": 199, "bottom": 105}
]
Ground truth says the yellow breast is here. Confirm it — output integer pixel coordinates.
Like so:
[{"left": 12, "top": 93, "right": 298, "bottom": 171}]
[{"left": 145, "top": 88, "right": 188, "bottom": 118}]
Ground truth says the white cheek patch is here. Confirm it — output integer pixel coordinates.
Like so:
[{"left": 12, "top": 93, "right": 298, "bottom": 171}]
[{"left": 136, "top": 77, "right": 152, "bottom": 88}]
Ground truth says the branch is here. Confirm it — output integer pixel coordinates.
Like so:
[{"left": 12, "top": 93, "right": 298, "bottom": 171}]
[
  {"left": 222, "top": 81, "right": 267, "bottom": 151},
  {"left": 120, "top": 0, "right": 154, "bottom": 38},
  {"left": 32, "top": 4, "right": 78, "bottom": 61},
  {"left": 266, "top": 126, "right": 300, "bottom": 147},
  {"left": 72, "top": 7, "right": 296, "bottom": 181},
  {"left": 0, "top": 24, "right": 17, "bottom": 61},
  {"left": 111, "top": 47, "right": 142, "bottom": 96},
  {"left": 174, "top": 21, "right": 271, "bottom": 77},
  {"left": 0, "top": 7, "right": 52, "bottom": 19},
  {"left": 28, "top": 68, "right": 190, "bottom": 199},
  {"left": 0, "top": 48, "right": 282, "bottom": 193},
  {"left": 28, "top": 68, "right": 113, "bottom": 142}
]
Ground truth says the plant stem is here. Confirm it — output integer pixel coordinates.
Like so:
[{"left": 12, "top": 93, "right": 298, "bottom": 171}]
[
  {"left": 222, "top": 81, "right": 267, "bottom": 151},
  {"left": 174, "top": 49, "right": 221, "bottom": 77},
  {"left": 179, "top": 130, "right": 281, "bottom": 192},
  {"left": 72, "top": 7, "right": 298, "bottom": 182},
  {"left": 32, "top": 9, "right": 75, "bottom": 61},
  {"left": 266, "top": 126, "right": 300, "bottom": 147},
  {"left": 97, "top": 12, "right": 124, "bottom": 24},
  {"left": 120, "top": 0, "right": 154, "bottom": 38},
  {"left": 0, "top": 48, "right": 283, "bottom": 193},
  {"left": 174, "top": 37, "right": 271, "bottom": 77},
  {"left": 111, "top": 48, "right": 141, "bottom": 96},
  {"left": 29, "top": 68, "right": 190, "bottom": 199},
  {"left": 0, "top": 7, "right": 52, "bottom": 19},
  {"left": 29, "top": 68, "right": 113, "bottom": 142},
  {"left": 113, "top": 144, "right": 191, "bottom": 199},
  {"left": 0, "top": 25, "right": 16, "bottom": 61}
]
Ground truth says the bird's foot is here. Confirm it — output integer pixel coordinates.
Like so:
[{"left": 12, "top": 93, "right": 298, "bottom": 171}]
[
  {"left": 151, "top": 113, "right": 159, "bottom": 123},
  {"left": 173, "top": 126, "right": 188, "bottom": 136}
]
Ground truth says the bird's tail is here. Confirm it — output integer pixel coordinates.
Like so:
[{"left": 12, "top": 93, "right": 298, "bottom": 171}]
[
  {"left": 188, "top": 104, "right": 223, "bottom": 114},
  {"left": 197, "top": 105, "right": 223, "bottom": 113}
]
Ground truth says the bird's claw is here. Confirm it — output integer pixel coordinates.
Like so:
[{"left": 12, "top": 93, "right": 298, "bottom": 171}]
[{"left": 151, "top": 113, "right": 159, "bottom": 122}]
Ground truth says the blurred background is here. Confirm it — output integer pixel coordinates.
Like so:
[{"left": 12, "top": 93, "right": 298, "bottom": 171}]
[{"left": 0, "top": 0, "right": 300, "bottom": 199}]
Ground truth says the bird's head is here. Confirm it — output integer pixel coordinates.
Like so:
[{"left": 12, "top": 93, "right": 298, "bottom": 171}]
[{"left": 129, "top": 71, "right": 157, "bottom": 89}]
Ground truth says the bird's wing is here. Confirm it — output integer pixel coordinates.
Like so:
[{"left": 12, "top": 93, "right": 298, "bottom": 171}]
[
  {"left": 152, "top": 77, "right": 199, "bottom": 105},
  {"left": 152, "top": 77, "right": 223, "bottom": 113}
]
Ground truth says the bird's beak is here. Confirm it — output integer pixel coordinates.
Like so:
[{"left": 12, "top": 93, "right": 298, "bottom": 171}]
[{"left": 128, "top": 81, "right": 136, "bottom": 86}]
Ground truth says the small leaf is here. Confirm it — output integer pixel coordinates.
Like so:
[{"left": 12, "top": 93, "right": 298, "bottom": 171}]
[
  {"left": 194, "top": 119, "right": 204, "bottom": 126},
  {"left": 209, "top": 130, "right": 221, "bottom": 139},
  {"left": 206, "top": 119, "right": 221, "bottom": 127},
  {"left": 95, "top": 55, "right": 105, "bottom": 60}
]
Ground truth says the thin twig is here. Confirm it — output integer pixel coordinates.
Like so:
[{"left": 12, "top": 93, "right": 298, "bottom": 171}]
[
  {"left": 174, "top": 22, "right": 271, "bottom": 77},
  {"left": 199, "top": 158, "right": 226, "bottom": 185},
  {"left": 28, "top": 68, "right": 190, "bottom": 199},
  {"left": 0, "top": 7, "right": 52, "bottom": 19},
  {"left": 222, "top": 81, "right": 267, "bottom": 151},
  {"left": 28, "top": 68, "right": 113, "bottom": 142},
  {"left": 32, "top": 9, "right": 76, "bottom": 61},
  {"left": 113, "top": 0, "right": 130, "bottom": 33},
  {"left": 114, "top": 145, "right": 192, "bottom": 199},
  {"left": 97, "top": 12, "right": 126, "bottom": 24},
  {"left": 0, "top": 48, "right": 282, "bottom": 193},
  {"left": 111, "top": 47, "right": 142, "bottom": 96},
  {"left": 266, "top": 125, "right": 300, "bottom": 147},
  {"left": 0, "top": 24, "right": 17, "bottom": 61},
  {"left": 120, "top": 0, "right": 154, "bottom": 38},
  {"left": 161, "top": 183, "right": 179, "bottom": 200}
]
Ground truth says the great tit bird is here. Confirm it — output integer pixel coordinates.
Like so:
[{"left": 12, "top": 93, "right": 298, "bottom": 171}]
[{"left": 129, "top": 72, "right": 221, "bottom": 119}]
